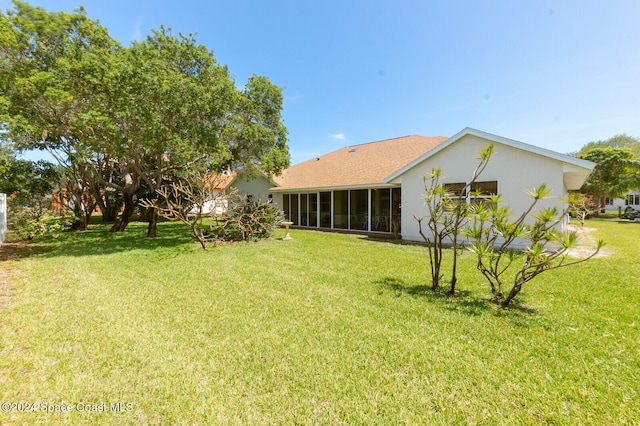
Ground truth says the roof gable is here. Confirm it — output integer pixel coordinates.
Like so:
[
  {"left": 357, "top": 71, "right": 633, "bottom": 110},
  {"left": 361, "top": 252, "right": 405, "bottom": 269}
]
[
  {"left": 385, "top": 127, "right": 596, "bottom": 183},
  {"left": 272, "top": 135, "right": 448, "bottom": 191}
]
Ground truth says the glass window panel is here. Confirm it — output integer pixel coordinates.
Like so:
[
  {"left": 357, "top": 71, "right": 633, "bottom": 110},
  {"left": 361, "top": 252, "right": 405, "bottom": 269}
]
[
  {"left": 470, "top": 181, "right": 498, "bottom": 196},
  {"left": 349, "top": 189, "right": 368, "bottom": 230},
  {"left": 372, "top": 188, "right": 391, "bottom": 232},
  {"left": 444, "top": 182, "right": 466, "bottom": 197},
  {"left": 291, "top": 194, "right": 299, "bottom": 225},
  {"left": 334, "top": 190, "right": 348, "bottom": 229},
  {"left": 300, "top": 194, "right": 308, "bottom": 226},
  {"left": 309, "top": 193, "right": 318, "bottom": 227},
  {"left": 319, "top": 192, "right": 331, "bottom": 227}
]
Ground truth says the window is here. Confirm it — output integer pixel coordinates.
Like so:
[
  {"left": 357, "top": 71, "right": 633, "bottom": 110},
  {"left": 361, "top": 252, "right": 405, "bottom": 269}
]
[
  {"left": 392, "top": 188, "right": 401, "bottom": 233},
  {"left": 309, "top": 193, "right": 318, "bottom": 227},
  {"left": 470, "top": 181, "right": 498, "bottom": 205},
  {"left": 372, "top": 189, "right": 391, "bottom": 232},
  {"left": 291, "top": 194, "right": 299, "bottom": 225},
  {"left": 444, "top": 182, "right": 466, "bottom": 198},
  {"left": 320, "top": 192, "right": 331, "bottom": 227},
  {"left": 334, "top": 190, "right": 348, "bottom": 229},
  {"left": 350, "top": 189, "right": 368, "bottom": 230},
  {"left": 300, "top": 194, "right": 308, "bottom": 226},
  {"left": 628, "top": 194, "right": 640, "bottom": 205}
]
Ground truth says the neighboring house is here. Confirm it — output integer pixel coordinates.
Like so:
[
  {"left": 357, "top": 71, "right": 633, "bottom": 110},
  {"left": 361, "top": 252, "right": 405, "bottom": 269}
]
[
  {"left": 603, "top": 191, "right": 640, "bottom": 213},
  {"left": 198, "top": 170, "right": 276, "bottom": 215},
  {"left": 269, "top": 127, "right": 596, "bottom": 242}
]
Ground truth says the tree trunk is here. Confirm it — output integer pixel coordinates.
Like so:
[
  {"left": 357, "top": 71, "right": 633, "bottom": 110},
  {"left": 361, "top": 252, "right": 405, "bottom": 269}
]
[
  {"left": 501, "top": 282, "right": 523, "bottom": 308},
  {"left": 69, "top": 202, "right": 92, "bottom": 231},
  {"left": 449, "top": 234, "right": 459, "bottom": 294},
  {"left": 70, "top": 216, "right": 88, "bottom": 231},
  {"left": 101, "top": 207, "right": 118, "bottom": 223},
  {"left": 98, "top": 193, "right": 122, "bottom": 222},
  {"left": 110, "top": 191, "right": 134, "bottom": 232},
  {"left": 147, "top": 206, "right": 158, "bottom": 238},
  {"left": 431, "top": 242, "right": 442, "bottom": 291}
]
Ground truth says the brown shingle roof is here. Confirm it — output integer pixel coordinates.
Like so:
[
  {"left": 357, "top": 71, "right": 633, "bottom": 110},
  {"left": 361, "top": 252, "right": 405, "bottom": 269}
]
[
  {"left": 205, "top": 172, "right": 236, "bottom": 190},
  {"left": 272, "top": 135, "right": 448, "bottom": 191}
]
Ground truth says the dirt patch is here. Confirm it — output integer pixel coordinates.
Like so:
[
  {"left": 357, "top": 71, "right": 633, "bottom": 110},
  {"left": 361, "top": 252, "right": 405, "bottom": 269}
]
[
  {"left": 566, "top": 225, "right": 610, "bottom": 258},
  {"left": 0, "top": 239, "right": 29, "bottom": 262},
  {"left": 0, "top": 238, "right": 29, "bottom": 309}
]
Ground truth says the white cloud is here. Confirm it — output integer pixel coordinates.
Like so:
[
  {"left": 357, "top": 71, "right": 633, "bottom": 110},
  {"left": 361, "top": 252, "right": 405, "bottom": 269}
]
[{"left": 330, "top": 133, "right": 347, "bottom": 141}]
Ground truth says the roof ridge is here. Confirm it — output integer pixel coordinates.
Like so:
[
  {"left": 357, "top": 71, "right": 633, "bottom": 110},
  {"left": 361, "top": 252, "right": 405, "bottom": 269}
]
[{"left": 347, "top": 134, "right": 440, "bottom": 148}]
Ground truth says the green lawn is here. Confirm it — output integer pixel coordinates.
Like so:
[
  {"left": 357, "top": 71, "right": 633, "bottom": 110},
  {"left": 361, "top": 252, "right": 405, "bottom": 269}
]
[{"left": 0, "top": 219, "right": 638, "bottom": 424}]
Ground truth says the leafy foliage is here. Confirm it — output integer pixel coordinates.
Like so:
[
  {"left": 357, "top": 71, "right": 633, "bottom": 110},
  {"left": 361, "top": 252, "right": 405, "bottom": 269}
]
[
  {"left": 414, "top": 145, "right": 494, "bottom": 292},
  {"left": 574, "top": 134, "right": 640, "bottom": 158},
  {"left": 566, "top": 192, "right": 597, "bottom": 226},
  {"left": 466, "top": 184, "right": 603, "bottom": 307},
  {"left": 577, "top": 147, "right": 640, "bottom": 209},
  {"left": 0, "top": 2, "right": 290, "bottom": 238},
  {"left": 142, "top": 169, "right": 283, "bottom": 248}
]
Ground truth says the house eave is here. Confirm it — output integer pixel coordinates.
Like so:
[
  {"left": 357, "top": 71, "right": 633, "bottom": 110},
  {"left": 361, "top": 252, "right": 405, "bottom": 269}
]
[
  {"left": 384, "top": 127, "right": 597, "bottom": 183},
  {"left": 270, "top": 182, "right": 399, "bottom": 193}
]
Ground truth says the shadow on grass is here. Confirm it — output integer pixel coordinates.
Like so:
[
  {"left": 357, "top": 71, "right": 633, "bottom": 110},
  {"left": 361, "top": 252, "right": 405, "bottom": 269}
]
[
  {"left": 27, "top": 221, "right": 196, "bottom": 259},
  {"left": 373, "top": 276, "right": 538, "bottom": 319},
  {"left": 0, "top": 238, "right": 52, "bottom": 262}
]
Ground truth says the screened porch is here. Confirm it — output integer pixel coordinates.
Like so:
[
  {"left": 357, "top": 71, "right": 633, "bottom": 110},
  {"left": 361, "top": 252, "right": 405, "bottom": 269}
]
[{"left": 281, "top": 188, "right": 401, "bottom": 234}]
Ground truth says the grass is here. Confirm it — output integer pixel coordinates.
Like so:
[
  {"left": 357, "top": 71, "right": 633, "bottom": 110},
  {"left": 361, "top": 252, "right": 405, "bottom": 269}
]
[{"left": 0, "top": 219, "right": 638, "bottom": 424}]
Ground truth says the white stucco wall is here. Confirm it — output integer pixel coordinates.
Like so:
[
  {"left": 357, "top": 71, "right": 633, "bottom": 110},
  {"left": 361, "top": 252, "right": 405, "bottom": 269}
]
[
  {"left": 398, "top": 134, "right": 568, "bottom": 242},
  {"left": 233, "top": 175, "right": 274, "bottom": 202},
  {"left": 270, "top": 192, "right": 283, "bottom": 210}
]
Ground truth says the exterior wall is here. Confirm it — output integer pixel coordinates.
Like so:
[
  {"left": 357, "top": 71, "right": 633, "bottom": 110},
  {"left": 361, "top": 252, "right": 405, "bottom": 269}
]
[
  {"left": 398, "top": 134, "right": 568, "bottom": 243},
  {"left": 232, "top": 175, "right": 274, "bottom": 202},
  {"left": 199, "top": 190, "right": 227, "bottom": 215},
  {"left": 606, "top": 192, "right": 640, "bottom": 213},
  {"left": 271, "top": 191, "right": 283, "bottom": 210}
]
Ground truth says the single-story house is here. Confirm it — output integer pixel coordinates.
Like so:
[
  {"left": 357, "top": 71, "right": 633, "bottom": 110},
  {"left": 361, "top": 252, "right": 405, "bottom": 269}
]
[
  {"left": 197, "top": 170, "right": 276, "bottom": 215},
  {"left": 602, "top": 191, "right": 640, "bottom": 214},
  {"left": 268, "top": 127, "right": 596, "bottom": 242}
]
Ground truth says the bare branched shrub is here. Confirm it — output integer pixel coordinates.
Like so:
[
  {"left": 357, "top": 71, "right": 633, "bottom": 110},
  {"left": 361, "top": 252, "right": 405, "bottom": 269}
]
[
  {"left": 142, "top": 170, "right": 282, "bottom": 248},
  {"left": 207, "top": 195, "right": 284, "bottom": 242},
  {"left": 140, "top": 170, "right": 231, "bottom": 249}
]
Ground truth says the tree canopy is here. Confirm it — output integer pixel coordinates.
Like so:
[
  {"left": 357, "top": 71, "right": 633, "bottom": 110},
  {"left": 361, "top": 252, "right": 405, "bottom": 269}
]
[
  {"left": 0, "top": 1, "right": 290, "bottom": 235},
  {"left": 574, "top": 134, "right": 640, "bottom": 158},
  {"left": 575, "top": 135, "right": 640, "bottom": 208},
  {"left": 577, "top": 147, "right": 640, "bottom": 206}
]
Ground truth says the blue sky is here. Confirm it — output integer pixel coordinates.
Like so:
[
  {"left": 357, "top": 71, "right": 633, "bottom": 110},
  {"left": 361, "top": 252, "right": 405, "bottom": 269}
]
[{"left": 3, "top": 0, "right": 639, "bottom": 163}]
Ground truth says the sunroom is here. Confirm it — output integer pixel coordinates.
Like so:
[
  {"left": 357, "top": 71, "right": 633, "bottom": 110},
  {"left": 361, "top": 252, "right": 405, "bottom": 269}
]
[{"left": 280, "top": 187, "right": 402, "bottom": 234}]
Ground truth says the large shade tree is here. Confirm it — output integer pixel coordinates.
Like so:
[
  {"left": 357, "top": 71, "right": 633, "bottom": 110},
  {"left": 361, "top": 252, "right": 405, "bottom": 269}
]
[
  {"left": 103, "top": 28, "right": 289, "bottom": 236},
  {"left": 577, "top": 147, "right": 640, "bottom": 210},
  {"left": 0, "top": 0, "right": 122, "bottom": 229},
  {"left": 1, "top": 1, "right": 289, "bottom": 236}
]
